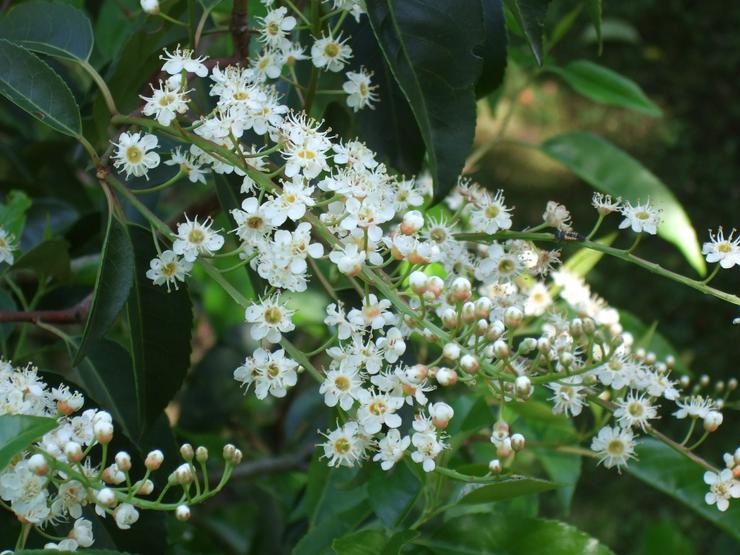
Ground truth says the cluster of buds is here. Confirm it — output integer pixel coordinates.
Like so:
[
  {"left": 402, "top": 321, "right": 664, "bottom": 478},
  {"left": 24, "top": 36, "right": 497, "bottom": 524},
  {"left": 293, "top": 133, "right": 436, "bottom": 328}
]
[{"left": 489, "top": 420, "right": 526, "bottom": 471}]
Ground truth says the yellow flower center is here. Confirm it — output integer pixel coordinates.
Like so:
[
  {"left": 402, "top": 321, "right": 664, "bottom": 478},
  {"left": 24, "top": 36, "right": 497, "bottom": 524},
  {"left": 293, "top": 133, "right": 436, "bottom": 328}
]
[
  {"left": 369, "top": 401, "right": 386, "bottom": 416},
  {"left": 162, "top": 262, "right": 178, "bottom": 277},
  {"left": 126, "top": 146, "right": 143, "bottom": 164},
  {"left": 334, "top": 437, "right": 351, "bottom": 454},
  {"left": 246, "top": 216, "right": 263, "bottom": 229},
  {"left": 188, "top": 228, "right": 205, "bottom": 244},
  {"left": 718, "top": 242, "right": 731, "bottom": 253},
  {"left": 334, "top": 376, "right": 350, "bottom": 391},
  {"left": 324, "top": 43, "right": 340, "bottom": 57},
  {"left": 607, "top": 439, "right": 625, "bottom": 455},
  {"left": 264, "top": 306, "right": 283, "bottom": 324},
  {"left": 485, "top": 205, "right": 500, "bottom": 218}
]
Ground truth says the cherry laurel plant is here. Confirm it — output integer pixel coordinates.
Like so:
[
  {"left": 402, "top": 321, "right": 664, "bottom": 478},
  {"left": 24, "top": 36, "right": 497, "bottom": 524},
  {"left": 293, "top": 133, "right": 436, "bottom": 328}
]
[{"left": 0, "top": 0, "right": 739, "bottom": 552}]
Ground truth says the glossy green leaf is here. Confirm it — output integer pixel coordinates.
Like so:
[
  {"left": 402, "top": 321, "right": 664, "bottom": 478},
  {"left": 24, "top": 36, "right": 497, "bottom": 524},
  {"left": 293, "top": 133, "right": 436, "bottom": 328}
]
[
  {"left": 74, "top": 215, "right": 134, "bottom": 364},
  {"left": 74, "top": 338, "right": 141, "bottom": 441},
  {"left": 627, "top": 439, "right": 740, "bottom": 540},
  {"left": 13, "top": 238, "right": 71, "bottom": 281},
  {"left": 457, "top": 475, "right": 557, "bottom": 504},
  {"left": 366, "top": 0, "right": 485, "bottom": 200},
  {"left": 368, "top": 459, "right": 423, "bottom": 527},
  {"left": 583, "top": 0, "right": 602, "bottom": 53},
  {"left": 0, "top": 190, "right": 32, "bottom": 238},
  {"left": 477, "top": 0, "right": 508, "bottom": 97},
  {"left": 415, "top": 514, "right": 615, "bottom": 554},
  {"left": 0, "top": 1, "right": 93, "bottom": 61},
  {"left": 292, "top": 501, "right": 372, "bottom": 555},
  {"left": 546, "top": 60, "right": 661, "bottom": 116},
  {"left": 540, "top": 132, "right": 705, "bottom": 274},
  {"left": 126, "top": 224, "right": 192, "bottom": 433},
  {"left": 333, "top": 529, "right": 388, "bottom": 555},
  {"left": 505, "top": 0, "right": 553, "bottom": 65},
  {"left": 0, "top": 415, "right": 57, "bottom": 470},
  {"left": 0, "top": 40, "right": 81, "bottom": 137}
]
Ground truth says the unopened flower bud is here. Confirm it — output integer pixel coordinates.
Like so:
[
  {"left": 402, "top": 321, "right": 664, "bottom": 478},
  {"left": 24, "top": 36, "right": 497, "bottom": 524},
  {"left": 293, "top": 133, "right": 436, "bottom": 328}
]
[
  {"left": 138, "top": 479, "right": 154, "bottom": 495},
  {"left": 223, "top": 444, "right": 236, "bottom": 462},
  {"left": 460, "top": 354, "right": 479, "bottom": 373},
  {"left": 537, "top": 337, "right": 551, "bottom": 353},
  {"left": 488, "top": 459, "right": 502, "bottom": 474},
  {"left": 422, "top": 328, "right": 437, "bottom": 342},
  {"left": 474, "top": 319, "right": 489, "bottom": 336},
  {"left": 493, "top": 421, "right": 510, "bottom": 435},
  {"left": 582, "top": 317, "right": 596, "bottom": 334},
  {"left": 174, "top": 463, "right": 194, "bottom": 484},
  {"left": 232, "top": 448, "right": 243, "bottom": 464},
  {"left": 408, "top": 271, "right": 428, "bottom": 294},
  {"left": 94, "top": 421, "right": 114, "bottom": 444},
  {"left": 195, "top": 446, "right": 209, "bottom": 463},
  {"left": 429, "top": 402, "right": 454, "bottom": 429},
  {"left": 64, "top": 441, "right": 83, "bottom": 463},
  {"left": 487, "top": 320, "right": 505, "bottom": 340},
  {"left": 493, "top": 339, "right": 509, "bottom": 358},
  {"left": 145, "top": 450, "right": 164, "bottom": 471},
  {"left": 511, "top": 433, "right": 526, "bottom": 451},
  {"left": 92, "top": 411, "right": 112, "bottom": 427},
  {"left": 703, "top": 411, "right": 723, "bottom": 432},
  {"left": 450, "top": 277, "right": 472, "bottom": 302},
  {"left": 180, "top": 443, "right": 194, "bottom": 461},
  {"left": 115, "top": 452, "right": 132, "bottom": 473},
  {"left": 140, "top": 0, "right": 160, "bottom": 15},
  {"left": 400, "top": 210, "right": 424, "bottom": 235},
  {"left": 441, "top": 307, "right": 458, "bottom": 329},
  {"left": 679, "top": 375, "right": 690, "bottom": 389},
  {"left": 496, "top": 438, "right": 512, "bottom": 458},
  {"left": 443, "top": 342, "right": 461, "bottom": 361},
  {"left": 28, "top": 454, "right": 48, "bottom": 476},
  {"left": 559, "top": 351, "right": 574, "bottom": 368},
  {"left": 427, "top": 276, "right": 444, "bottom": 298},
  {"left": 728, "top": 378, "right": 738, "bottom": 391},
  {"left": 515, "top": 376, "right": 532, "bottom": 399},
  {"left": 461, "top": 302, "right": 476, "bottom": 322},
  {"left": 175, "top": 504, "right": 191, "bottom": 522},
  {"left": 518, "top": 337, "right": 537, "bottom": 354},
  {"left": 96, "top": 488, "right": 116, "bottom": 507},
  {"left": 435, "top": 367, "right": 458, "bottom": 386},
  {"left": 734, "top": 447, "right": 740, "bottom": 465},
  {"left": 665, "top": 354, "right": 675, "bottom": 369},
  {"left": 475, "top": 297, "right": 492, "bottom": 318},
  {"left": 504, "top": 307, "right": 523, "bottom": 328},
  {"left": 406, "top": 364, "right": 428, "bottom": 383},
  {"left": 570, "top": 318, "right": 583, "bottom": 336}
]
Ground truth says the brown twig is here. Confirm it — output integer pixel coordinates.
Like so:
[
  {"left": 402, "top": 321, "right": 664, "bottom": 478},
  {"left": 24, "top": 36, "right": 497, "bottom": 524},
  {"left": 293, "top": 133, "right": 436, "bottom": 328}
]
[
  {"left": 0, "top": 294, "right": 92, "bottom": 325},
  {"left": 230, "top": 0, "right": 250, "bottom": 62}
]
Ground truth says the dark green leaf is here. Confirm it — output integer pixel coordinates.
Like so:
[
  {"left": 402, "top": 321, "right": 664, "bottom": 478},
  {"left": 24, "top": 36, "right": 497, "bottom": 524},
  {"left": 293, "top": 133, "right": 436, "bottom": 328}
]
[
  {"left": 546, "top": 60, "right": 661, "bottom": 116},
  {"left": 446, "top": 395, "right": 493, "bottom": 436},
  {"left": 0, "top": 415, "right": 57, "bottom": 470},
  {"left": 0, "top": 1, "right": 93, "bottom": 61},
  {"left": 74, "top": 338, "right": 141, "bottom": 442},
  {"left": 126, "top": 224, "right": 192, "bottom": 432},
  {"left": 457, "top": 475, "right": 556, "bottom": 504},
  {"left": 626, "top": 439, "right": 740, "bottom": 541},
  {"left": 583, "top": 0, "right": 602, "bottom": 53},
  {"left": 0, "top": 190, "right": 32, "bottom": 238},
  {"left": 540, "top": 132, "right": 705, "bottom": 274},
  {"left": 505, "top": 0, "right": 553, "bottom": 65},
  {"left": 366, "top": 0, "right": 486, "bottom": 200},
  {"left": 17, "top": 551, "right": 136, "bottom": 555},
  {"left": 416, "top": 514, "right": 615, "bottom": 554},
  {"left": 13, "top": 238, "right": 71, "bottom": 281},
  {"left": 0, "top": 40, "right": 81, "bottom": 137},
  {"left": 74, "top": 215, "right": 134, "bottom": 364},
  {"left": 292, "top": 500, "right": 372, "bottom": 555},
  {"left": 368, "top": 459, "right": 423, "bottom": 527},
  {"left": 333, "top": 529, "right": 388, "bottom": 555},
  {"left": 476, "top": 0, "right": 508, "bottom": 97}
]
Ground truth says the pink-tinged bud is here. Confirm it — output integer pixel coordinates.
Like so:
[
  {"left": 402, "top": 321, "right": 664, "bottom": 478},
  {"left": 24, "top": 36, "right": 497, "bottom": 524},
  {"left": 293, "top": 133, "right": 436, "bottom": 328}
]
[
  {"left": 400, "top": 210, "right": 424, "bottom": 235},
  {"left": 474, "top": 319, "right": 489, "bottom": 336},
  {"left": 504, "top": 306, "right": 523, "bottom": 328},
  {"left": 440, "top": 308, "right": 458, "bottom": 329},
  {"left": 94, "top": 421, "right": 114, "bottom": 444},
  {"left": 511, "top": 433, "right": 526, "bottom": 451},
  {"left": 493, "top": 339, "right": 509, "bottom": 358},
  {"left": 406, "top": 364, "right": 428, "bottom": 383},
  {"left": 429, "top": 402, "right": 454, "bottom": 429},
  {"left": 422, "top": 328, "right": 437, "bottom": 342},
  {"left": 145, "top": 450, "right": 164, "bottom": 471},
  {"left": 487, "top": 320, "right": 505, "bottom": 340},
  {"left": 435, "top": 367, "right": 458, "bottom": 386},
  {"left": 442, "top": 342, "right": 461, "bottom": 361},
  {"left": 175, "top": 504, "right": 191, "bottom": 522},
  {"left": 460, "top": 354, "right": 479, "bottom": 374},
  {"left": 703, "top": 411, "right": 723, "bottom": 432},
  {"left": 408, "top": 271, "right": 428, "bottom": 294},
  {"left": 64, "top": 441, "right": 83, "bottom": 463},
  {"left": 28, "top": 454, "right": 48, "bottom": 476},
  {"left": 136, "top": 479, "right": 154, "bottom": 495},
  {"left": 488, "top": 459, "right": 502, "bottom": 474},
  {"left": 115, "top": 452, "right": 132, "bottom": 472},
  {"left": 496, "top": 438, "right": 512, "bottom": 459},
  {"left": 475, "top": 297, "right": 492, "bottom": 318},
  {"left": 426, "top": 276, "right": 444, "bottom": 298},
  {"left": 450, "top": 277, "right": 472, "bottom": 302},
  {"left": 461, "top": 302, "right": 476, "bottom": 322},
  {"left": 96, "top": 488, "right": 116, "bottom": 507}
]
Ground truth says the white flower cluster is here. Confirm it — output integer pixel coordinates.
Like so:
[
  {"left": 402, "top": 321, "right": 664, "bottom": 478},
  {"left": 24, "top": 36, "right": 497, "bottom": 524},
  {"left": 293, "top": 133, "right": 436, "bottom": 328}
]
[
  {"left": 0, "top": 359, "right": 241, "bottom": 550},
  {"left": 704, "top": 449, "right": 740, "bottom": 512},
  {"left": 0, "top": 226, "right": 17, "bottom": 265}
]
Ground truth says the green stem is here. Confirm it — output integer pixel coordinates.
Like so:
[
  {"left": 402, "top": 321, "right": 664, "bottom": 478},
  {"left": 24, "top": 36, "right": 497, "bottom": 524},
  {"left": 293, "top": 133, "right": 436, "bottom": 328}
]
[
  {"left": 79, "top": 60, "right": 118, "bottom": 115},
  {"left": 280, "top": 337, "right": 323, "bottom": 383},
  {"left": 132, "top": 170, "right": 185, "bottom": 194},
  {"left": 159, "top": 11, "right": 189, "bottom": 27}
]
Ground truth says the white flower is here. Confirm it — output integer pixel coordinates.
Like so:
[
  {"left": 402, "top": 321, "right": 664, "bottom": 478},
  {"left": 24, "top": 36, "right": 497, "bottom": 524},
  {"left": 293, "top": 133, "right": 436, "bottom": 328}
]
[
  {"left": 619, "top": 200, "right": 662, "bottom": 234},
  {"left": 70, "top": 517, "right": 94, "bottom": 547},
  {"left": 173, "top": 216, "right": 224, "bottom": 261},
  {"left": 259, "top": 7, "right": 296, "bottom": 49},
  {"left": 140, "top": 0, "right": 159, "bottom": 15},
  {"left": 592, "top": 192, "right": 621, "bottom": 215},
  {"left": 329, "top": 243, "right": 365, "bottom": 276},
  {"left": 311, "top": 33, "right": 353, "bottom": 72},
  {"left": 348, "top": 294, "right": 396, "bottom": 330},
  {"left": 0, "top": 227, "right": 17, "bottom": 265},
  {"left": 703, "top": 468, "right": 739, "bottom": 512},
  {"left": 411, "top": 416, "right": 446, "bottom": 472},
  {"left": 245, "top": 294, "right": 295, "bottom": 343},
  {"left": 113, "top": 503, "right": 139, "bottom": 530},
  {"left": 51, "top": 480, "right": 87, "bottom": 519},
  {"left": 251, "top": 49, "right": 285, "bottom": 81},
  {"left": 614, "top": 392, "right": 658, "bottom": 431},
  {"left": 343, "top": 68, "right": 378, "bottom": 111},
  {"left": 591, "top": 426, "right": 636, "bottom": 472},
  {"left": 702, "top": 227, "right": 739, "bottom": 269},
  {"left": 112, "top": 132, "right": 160, "bottom": 180},
  {"left": 141, "top": 80, "right": 190, "bottom": 126},
  {"left": 165, "top": 147, "right": 208, "bottom": 184},
  {"left": 231, "top": 197, "right": 274, "bottom": 244},
  {"left": 324, "top": 302, "right": 358, "bottom": 340},
  {"left": 356, "top": 389, "right": 404, "bottom": 434},
  {"left": 324, "top": 0, "right": 366, "bottom": 22},
  {"left": 160, "top": 45, "right": 208, "bottom": 77},
  {"left": 263, "top": 177, "right": 316, "bottom": 224},
  {"left": 145, "top": 250, "right": 192, "bottom": 291},
  {"left": 524, "top": 282, "right": 552, "bottom": 316},
  {"left": 542, "top": 201, "right": 572, "bottom": 231},
  {"left": 373, "top": 429, "right": 410, "bottom": 470},
  {"left": 319, "top": 366, "right": 363, "bottom": 410},
  {"left": 234, "top": 348, "right": 298, "bottom": 399},
  {"left": 470, "top": 189, "right": 512, "bottom": 234},
  {"left": 375, "top": 327, "right": 406, "bottom": 363},
  {"left": 321, "top": 421, "right": 367, "bottom": 467},
  {"left": 673, "top": 395, "right": 717, "bottom": 420},
  {"left": 548, "top": 378, "right": 586, "bottom": 417}
]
